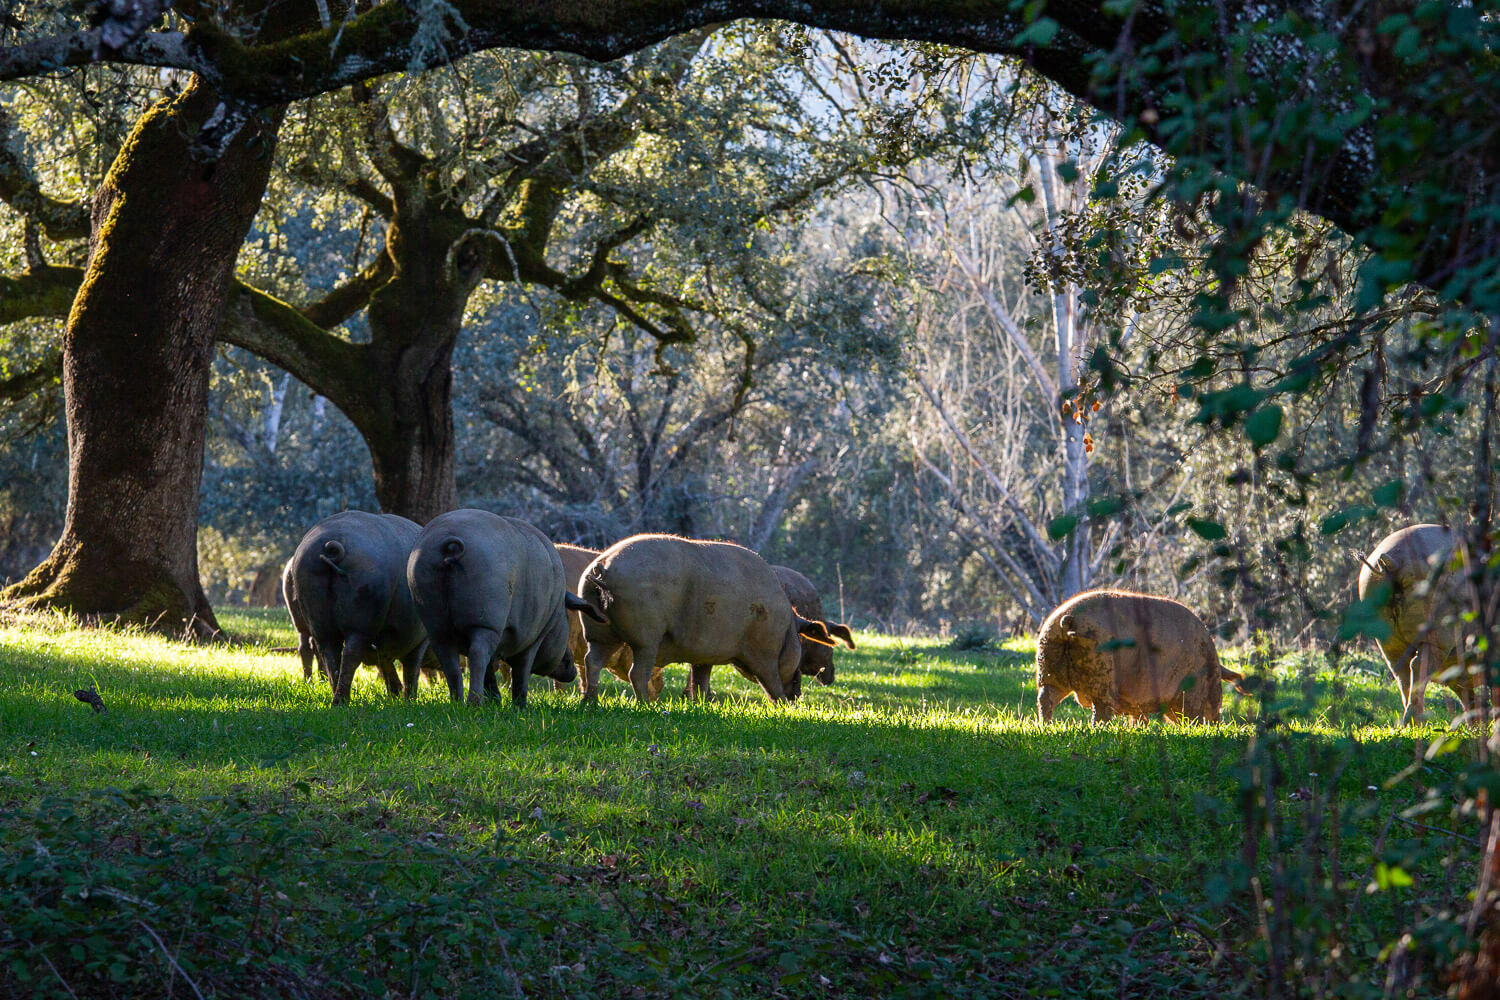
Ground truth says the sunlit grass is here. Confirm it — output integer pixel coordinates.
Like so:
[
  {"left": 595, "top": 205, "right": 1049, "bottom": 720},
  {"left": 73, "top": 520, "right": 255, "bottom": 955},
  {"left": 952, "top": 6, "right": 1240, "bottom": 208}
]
[{"left": 0, "top": 608, "right": 1475, "bottom": 998}]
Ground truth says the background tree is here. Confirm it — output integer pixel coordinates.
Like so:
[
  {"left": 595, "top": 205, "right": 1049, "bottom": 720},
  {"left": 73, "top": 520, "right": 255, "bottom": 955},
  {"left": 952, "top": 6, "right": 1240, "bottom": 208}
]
[
  {"left": 3, "top": 0, "right": 1498, "bottom": 633},
  {"left": 217, "top": 26, "right": 955, "bottom": 522}
]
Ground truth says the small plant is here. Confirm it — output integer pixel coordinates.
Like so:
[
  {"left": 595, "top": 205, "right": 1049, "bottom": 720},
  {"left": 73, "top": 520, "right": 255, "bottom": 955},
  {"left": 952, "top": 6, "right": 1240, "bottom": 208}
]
[{"left": 947, "top": 621, "right": 999, "bottom": 652}]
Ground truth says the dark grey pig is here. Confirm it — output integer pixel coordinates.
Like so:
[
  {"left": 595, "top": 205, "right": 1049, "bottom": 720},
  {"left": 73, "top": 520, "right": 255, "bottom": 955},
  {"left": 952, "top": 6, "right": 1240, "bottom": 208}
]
[
  {"left": 284, "top": 511, "right": 432, "bottom": 706},
  {"left": 407, "top": 509, "right": 598, "bottom": 707}
]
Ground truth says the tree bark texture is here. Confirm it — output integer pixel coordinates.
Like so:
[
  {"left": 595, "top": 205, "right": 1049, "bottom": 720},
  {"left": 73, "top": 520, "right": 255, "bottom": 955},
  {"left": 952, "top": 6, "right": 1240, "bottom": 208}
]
[
  {"left": 345, "top": 180, "right": 484, "bottom": 522},
  {"left": 1, "top": 80, "right": 278, "bottom": 635}
]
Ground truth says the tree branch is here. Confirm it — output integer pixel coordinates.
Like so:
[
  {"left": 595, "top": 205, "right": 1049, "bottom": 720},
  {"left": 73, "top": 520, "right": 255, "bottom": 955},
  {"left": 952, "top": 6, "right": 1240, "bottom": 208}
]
[
  {"left": 0, "top": 347, "right": 62, "bottom": 403},
  {"left": 301, "top": 252, "right": 393, "bottom": 329},
  {"left": 0, "top": 107, "right": 90, "bottom": 240},
  {"left": 219, "top": 281, "right": 366, "bottom": 404},
  {"left": 0, "top": 264, "right": 83, "bottom": 324}
]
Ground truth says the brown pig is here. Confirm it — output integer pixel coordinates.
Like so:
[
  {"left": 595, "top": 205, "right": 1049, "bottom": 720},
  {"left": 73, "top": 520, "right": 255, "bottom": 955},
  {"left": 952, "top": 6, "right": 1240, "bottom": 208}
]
[
  {"left": 554, "top": 543, "right": 654, "bottom": 697},
  {"left": 576, "top": 534, "right": 839, "bottom": 703},
  {"left": 771, "top": 565, "right": 856, "bottom": 686},
  {"left": 1035, "top": 590, "right": 1245, "bottom": 724},
  {"left": 1356, "top": 524, "right": 1486, "bottom": 725}
]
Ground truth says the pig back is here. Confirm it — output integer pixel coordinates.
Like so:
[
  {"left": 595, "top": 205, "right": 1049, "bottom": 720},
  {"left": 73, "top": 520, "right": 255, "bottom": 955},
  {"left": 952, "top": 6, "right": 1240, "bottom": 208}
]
[
  {"left": 409, "top": 510, "right": 566, "bottom": 647},
  {"left": 772, "top": 566, "right": 824, "bottom": 621},
  {"left": 288, "top": 511, "right": 424, "bottom": 654},
  {"left": 588, "top": 534, "right": 794, "bottom": 662}
]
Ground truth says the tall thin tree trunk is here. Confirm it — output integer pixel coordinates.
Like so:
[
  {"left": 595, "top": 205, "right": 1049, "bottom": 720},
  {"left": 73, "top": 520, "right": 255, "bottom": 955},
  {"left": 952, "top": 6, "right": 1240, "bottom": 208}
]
[
  {"left": 2, "top": 81, "right": 279, "bottom": 636},
  {"left": 1039, "top": 158, "right": 1090, "bottom": 599},
  {"left": 264, "top": 372, "right": 290, "bottom": 455}
]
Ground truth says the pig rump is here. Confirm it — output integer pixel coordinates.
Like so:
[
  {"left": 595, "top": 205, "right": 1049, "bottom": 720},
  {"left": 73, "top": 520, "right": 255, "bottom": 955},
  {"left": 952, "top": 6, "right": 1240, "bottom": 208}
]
[
  {"left": 1356, "top": 524, "right": 1491, "bottom": 725},
  {"left": 407, "top": 510, "right": 583, "bottom": 708},
  {"left": 284, "top": 511, "right": 431, "bottom": 706}
]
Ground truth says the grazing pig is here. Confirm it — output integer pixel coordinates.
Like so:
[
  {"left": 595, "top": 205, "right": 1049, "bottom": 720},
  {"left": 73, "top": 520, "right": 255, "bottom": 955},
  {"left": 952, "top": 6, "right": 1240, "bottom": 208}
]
[
  {"left": 281, "top": 557, "right": 318, "bottom": 682},
  {"left": 1035, "top": 590, "right": 1245, "bottom": 724},
  {"left": 576, "top": 534, "right": 839, "bottom": 703},
  {"left": 771, "top": 565, "right": 856, "bottom": 687},
  {"left": 408, "top": 510, "right": 596, "bottom": 707},
  {"left": 555, "top": 544, "right": 655, "bottom": 697},
  {"left": 284, "top": 511, "right": 431, "bottom": 706},
  {"left": 1356, "top": 524, "right": 1484, "bottom": 725}
]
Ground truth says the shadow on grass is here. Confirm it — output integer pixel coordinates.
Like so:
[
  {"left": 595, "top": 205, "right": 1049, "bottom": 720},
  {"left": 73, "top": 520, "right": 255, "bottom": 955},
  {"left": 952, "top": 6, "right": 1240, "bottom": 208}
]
[{"left": 0, "top": 618, "right": 1474, "bottom": 999}]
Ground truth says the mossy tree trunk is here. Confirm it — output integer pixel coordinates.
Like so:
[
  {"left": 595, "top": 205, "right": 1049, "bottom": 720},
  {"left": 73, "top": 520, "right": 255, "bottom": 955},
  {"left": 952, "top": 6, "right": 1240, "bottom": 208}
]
[
  {"left": 345, "top": 171, "right": 482, "bottom": 523},
  {"left": 1, "top": 80, "right": 278, "bottom": 635}
]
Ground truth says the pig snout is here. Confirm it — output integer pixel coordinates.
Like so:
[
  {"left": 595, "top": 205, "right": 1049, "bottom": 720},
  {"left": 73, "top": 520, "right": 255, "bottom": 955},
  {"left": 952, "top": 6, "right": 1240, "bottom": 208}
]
[{"left": 550, "top": 656, "right": 579, "bottom": 684}]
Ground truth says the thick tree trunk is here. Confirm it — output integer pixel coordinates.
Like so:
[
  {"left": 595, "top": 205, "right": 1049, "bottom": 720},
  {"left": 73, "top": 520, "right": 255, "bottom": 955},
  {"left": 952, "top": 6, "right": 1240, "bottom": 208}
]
[
  {"left": 361, "top": 341, "right": 458, "bottom": 524},
  {"left": 354, "top": 213, "right": 477, "bottom": 523},
  {"left": 1, "top": 81, "right": 277, "bottom": 636}
]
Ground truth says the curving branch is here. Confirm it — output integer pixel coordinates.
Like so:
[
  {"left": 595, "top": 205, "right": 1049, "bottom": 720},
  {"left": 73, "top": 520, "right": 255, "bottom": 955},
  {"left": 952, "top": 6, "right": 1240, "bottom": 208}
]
[
  {"left": 0, "top": 264, "right": 83, "bottom": 324},
  {"left": 0, "top": 107, "right": 90, "bottom": 240},
  {"left": 301, "top": 252, "right": 394, "bottom": 329},
  {"left": 219, "top": 280, "right": 367, "bottom": 403},
  {"left": 0, "top": 347, "right": 62, "bottom": 402}
]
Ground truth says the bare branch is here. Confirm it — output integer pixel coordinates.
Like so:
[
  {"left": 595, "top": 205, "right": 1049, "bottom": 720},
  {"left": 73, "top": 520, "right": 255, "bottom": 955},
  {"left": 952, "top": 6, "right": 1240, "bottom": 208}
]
[{"left": 912, "top": 368, "right": 1059, "bottom": 565}]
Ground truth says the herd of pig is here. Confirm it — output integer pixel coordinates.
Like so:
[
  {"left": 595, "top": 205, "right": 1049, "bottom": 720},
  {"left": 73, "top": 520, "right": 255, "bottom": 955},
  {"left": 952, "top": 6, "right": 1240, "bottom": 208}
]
[
  {"left": 282, "top": 512, "right": 1483, "bottom": 726},
  {"left": 281, "top": 509, "right": 855, "bottom": 708}
]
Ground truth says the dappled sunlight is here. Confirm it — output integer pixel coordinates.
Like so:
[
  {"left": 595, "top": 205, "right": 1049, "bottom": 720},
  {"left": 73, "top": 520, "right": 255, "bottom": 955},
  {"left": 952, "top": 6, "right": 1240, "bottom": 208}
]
[{"left": 0, "top": 612, "right": 1477, "bottom": 998}]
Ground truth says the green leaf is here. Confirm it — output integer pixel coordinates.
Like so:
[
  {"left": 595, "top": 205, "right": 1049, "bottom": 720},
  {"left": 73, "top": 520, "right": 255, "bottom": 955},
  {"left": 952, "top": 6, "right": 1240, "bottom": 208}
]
[
  {"left": 1187, "top": 517, "right": 1227, "bottom": 540},
  {"left": 1013, "top": 17, "right": 1059, "bottom": 46},
  {"left": 1372, "top": 862, "right": 1414, "bottom": 890},
  {"left": 1244, "top": 405, "right": 1283, "bottom": 448},
  {"left": 1372, "top": 479, "right": 1405, "bottom": 508},
  {"left": 1048, "top": 514, "right": 1079, "bottom": 539}
]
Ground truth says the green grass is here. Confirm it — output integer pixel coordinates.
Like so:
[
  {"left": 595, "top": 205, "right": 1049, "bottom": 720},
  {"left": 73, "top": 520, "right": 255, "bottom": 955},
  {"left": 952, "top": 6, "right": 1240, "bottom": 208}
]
[{"left": 0, "top": 609, "right": 1483, "bottom": 998}]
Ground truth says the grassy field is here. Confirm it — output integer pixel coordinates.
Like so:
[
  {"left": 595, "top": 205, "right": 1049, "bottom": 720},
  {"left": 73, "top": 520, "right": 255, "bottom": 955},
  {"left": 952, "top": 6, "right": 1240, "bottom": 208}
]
[{"left": 0, "top": 609, "right": 1484, "bottom": 998}]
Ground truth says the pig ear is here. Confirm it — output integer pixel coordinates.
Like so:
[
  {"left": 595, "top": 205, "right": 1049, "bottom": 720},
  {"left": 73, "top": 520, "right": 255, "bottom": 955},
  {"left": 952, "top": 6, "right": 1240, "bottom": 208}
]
[
  {"left": 827, "top": 622, "right": 857, "bottom": 649},
  {"left": 566, "top": 592, "right": 607, "bottom": 623},
  {"left": 796, "top": 616, "right": 837, "bottom": 647}
]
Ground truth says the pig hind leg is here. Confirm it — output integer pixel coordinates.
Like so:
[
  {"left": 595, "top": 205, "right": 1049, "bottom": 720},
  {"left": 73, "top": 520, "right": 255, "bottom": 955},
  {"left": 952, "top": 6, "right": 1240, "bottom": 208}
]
[
  {"left": 626, "top": 641, "right": 661, "bottom": 701},
  {"left": 686, "top": 664, "right": 714, "bottom": 700},
  {"left": 312, "top": 635, "right": 340, "bottom": 691},
  {"left": 332, "top": 633, "right": 374, "bottom": 706},
  {"left": 1404, "top": 644, "right": 1435, "bottom": 725},
  {"left": 465, "top": 628, "right": 504, "bottom": 707},
  {"left": 373, "top": 660, "right": 404, "bottom": 696},
  {"left": 1036, "top": 683, "right": 1067, "bottom": 723},
  {"left": 298, "top": 632, "right": 316, "bottom": 682},
  {"left": 430, "top": 642, "right": 465, "bottom": 702},
  {"left": 583, "top": 637, "right": 625, "bottom": 703},
  {"left": 506, "top": 645, "right": 544, "bottom": 709},
  {"left": 400, "top": 640, "right": 430, "bottom": 700}
]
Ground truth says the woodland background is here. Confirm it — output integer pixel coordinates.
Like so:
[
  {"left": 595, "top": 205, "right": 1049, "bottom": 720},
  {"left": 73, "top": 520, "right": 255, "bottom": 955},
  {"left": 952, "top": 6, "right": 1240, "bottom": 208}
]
[{"left": 1, "top": 26, "right": 1466, "bottom": 644}]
